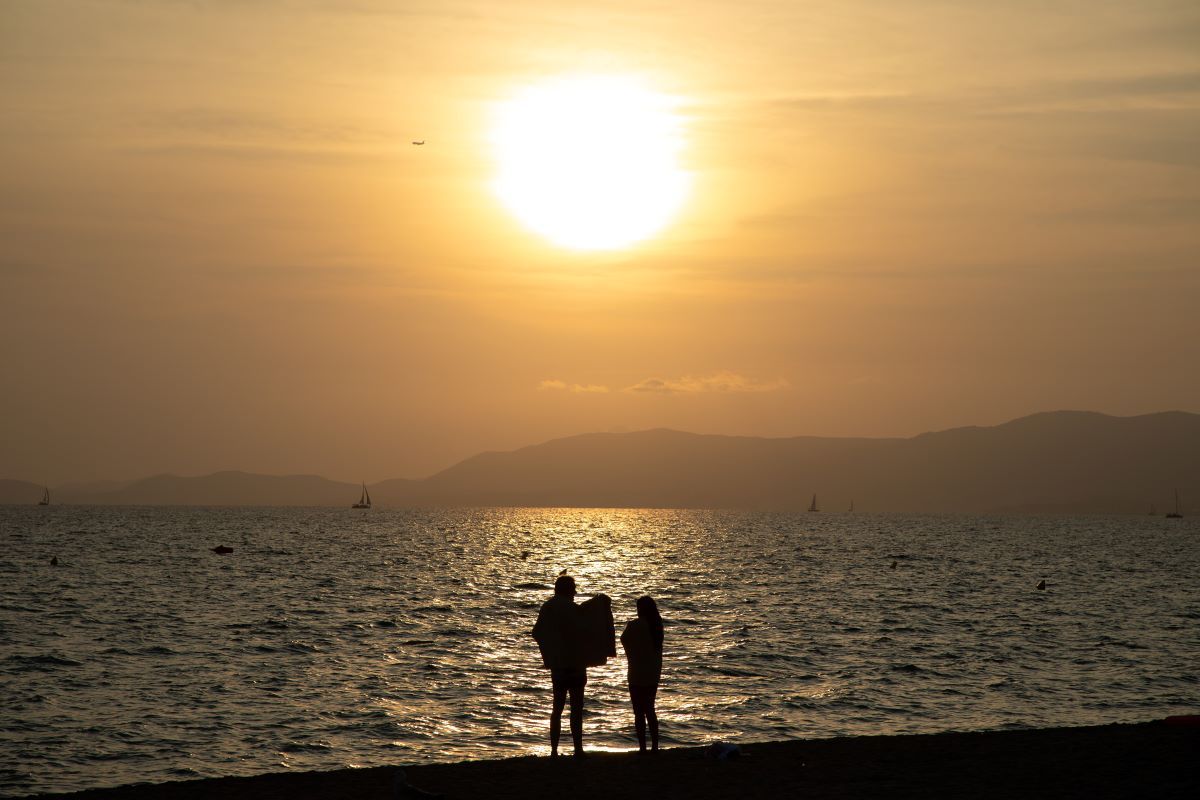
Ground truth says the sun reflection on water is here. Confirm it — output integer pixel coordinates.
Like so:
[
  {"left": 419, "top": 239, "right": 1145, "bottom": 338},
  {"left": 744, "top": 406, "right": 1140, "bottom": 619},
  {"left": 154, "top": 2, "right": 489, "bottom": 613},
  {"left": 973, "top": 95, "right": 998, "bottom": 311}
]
[{"left": 371, "top": 507, "right": 752, "bottom": 757}]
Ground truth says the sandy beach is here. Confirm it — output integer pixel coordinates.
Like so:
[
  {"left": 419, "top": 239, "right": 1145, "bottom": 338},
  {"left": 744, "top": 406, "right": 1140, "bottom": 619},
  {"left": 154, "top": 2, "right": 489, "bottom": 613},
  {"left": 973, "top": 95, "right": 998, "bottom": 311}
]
[{"left": 30, "top": 720, "right": 1197, "bottom": 800}]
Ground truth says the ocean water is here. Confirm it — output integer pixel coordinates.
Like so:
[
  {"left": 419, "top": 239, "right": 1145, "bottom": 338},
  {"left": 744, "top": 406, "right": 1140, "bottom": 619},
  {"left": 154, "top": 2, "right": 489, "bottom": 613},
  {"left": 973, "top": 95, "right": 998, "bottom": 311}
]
[{"left": 1, "top": 506, "right": 1197, "bottom": 796}]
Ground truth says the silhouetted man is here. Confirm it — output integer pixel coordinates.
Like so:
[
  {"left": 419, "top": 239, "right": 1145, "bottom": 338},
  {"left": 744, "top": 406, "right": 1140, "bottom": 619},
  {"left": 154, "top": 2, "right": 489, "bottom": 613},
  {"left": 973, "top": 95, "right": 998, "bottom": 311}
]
[{"left": 532, "top": 574, "right": 587, "bottom": 757}]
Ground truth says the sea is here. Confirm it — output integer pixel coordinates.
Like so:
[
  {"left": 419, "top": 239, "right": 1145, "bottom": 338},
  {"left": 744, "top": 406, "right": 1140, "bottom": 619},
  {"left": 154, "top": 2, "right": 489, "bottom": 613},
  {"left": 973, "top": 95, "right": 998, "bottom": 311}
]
[{"left": 2, "top": 506, "right": 1197, "bottom": 797}]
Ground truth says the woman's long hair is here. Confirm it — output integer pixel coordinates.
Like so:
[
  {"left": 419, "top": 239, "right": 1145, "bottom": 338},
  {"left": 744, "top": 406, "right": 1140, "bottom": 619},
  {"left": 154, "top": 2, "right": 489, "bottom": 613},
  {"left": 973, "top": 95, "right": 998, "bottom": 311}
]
[{"left": 637, "top": 595, "right": 664, "bottom": 652}]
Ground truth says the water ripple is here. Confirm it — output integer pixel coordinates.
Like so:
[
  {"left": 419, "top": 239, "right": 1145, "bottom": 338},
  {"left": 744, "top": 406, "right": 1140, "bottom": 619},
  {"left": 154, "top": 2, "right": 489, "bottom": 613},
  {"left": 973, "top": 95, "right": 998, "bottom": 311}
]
[{"left": 1, "top": 507, "right": 1198, "bottom": 795}]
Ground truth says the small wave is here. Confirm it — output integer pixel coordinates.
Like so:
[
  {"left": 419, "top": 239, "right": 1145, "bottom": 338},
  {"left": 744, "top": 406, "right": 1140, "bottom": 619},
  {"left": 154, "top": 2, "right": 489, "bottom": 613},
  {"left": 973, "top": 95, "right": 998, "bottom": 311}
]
[
  {"left": 705, "top": 666, "right": 761, "bottom": 677},
  {"left": 432, "top": 627, "right": 469, "bottom": 637},
  {"left": 279, "top": 741, "right": 334, "bottom": 753},
  {"left": 140, "top": 645, "right": 179, "bottom": 656},
  {"left": 0, "top": 604, "right": 46, "bottom": 613},
  {"left": 4, "top": 653, "right": 83, "bottom": 669},
  {"left": 1095, "top": 638, "right": 1148, "bottom": 650}
]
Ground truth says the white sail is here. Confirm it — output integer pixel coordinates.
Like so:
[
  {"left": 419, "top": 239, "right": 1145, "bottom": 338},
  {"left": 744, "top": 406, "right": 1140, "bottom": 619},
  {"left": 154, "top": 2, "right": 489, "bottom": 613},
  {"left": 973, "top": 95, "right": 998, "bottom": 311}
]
[
  {"left": 1166, "top": 489, "right": 1183, "bottom": 518},
  {"left": 352, "top": 481, "right": 371, "bottom": 509}
]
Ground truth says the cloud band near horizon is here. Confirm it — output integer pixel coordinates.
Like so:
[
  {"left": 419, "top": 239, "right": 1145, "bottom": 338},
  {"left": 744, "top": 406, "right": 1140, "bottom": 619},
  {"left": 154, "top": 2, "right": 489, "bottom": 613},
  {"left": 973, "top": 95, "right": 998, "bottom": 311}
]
[{"left": 540, "top": 371, "right": 788, "bottom": 395}]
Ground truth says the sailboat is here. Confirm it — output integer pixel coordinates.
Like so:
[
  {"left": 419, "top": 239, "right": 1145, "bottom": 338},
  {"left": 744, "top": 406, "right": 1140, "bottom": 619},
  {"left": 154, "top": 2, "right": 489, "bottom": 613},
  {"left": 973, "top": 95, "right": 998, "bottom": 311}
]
[
  {"left": 808, "top": 494, "right": 819, "bottom": 512},
  {"left": 352, "top": 482, "right": 372, "bottom": 509},
  {"left": 37, "top": 487, "right": 50, "bottom": 506},
  {"left": 1165, "top": 489, "right": 1183, "bottom": 519},
  {"left": 848, "top": 499, "right": 855, "bottom": 512}
]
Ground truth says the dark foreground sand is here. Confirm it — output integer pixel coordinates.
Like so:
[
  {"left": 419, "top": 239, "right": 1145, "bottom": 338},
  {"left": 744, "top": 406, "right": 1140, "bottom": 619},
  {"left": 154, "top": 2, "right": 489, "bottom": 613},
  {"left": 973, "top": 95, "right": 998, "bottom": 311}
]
[{"left": 33, "top": 721, "right": 1198, "bottom": 800}]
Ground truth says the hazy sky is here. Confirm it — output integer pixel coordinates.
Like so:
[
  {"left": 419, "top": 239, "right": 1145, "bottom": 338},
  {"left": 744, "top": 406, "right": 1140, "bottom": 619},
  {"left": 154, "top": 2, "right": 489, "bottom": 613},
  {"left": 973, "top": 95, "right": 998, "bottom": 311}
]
[{"left": 3, "top": 0, "right": 1198, "bottom": 485}]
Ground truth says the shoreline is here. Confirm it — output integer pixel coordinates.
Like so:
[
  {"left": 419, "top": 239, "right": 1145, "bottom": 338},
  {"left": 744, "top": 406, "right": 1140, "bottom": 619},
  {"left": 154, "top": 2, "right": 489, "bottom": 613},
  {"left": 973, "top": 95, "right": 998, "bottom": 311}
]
[{"left": 26, "top": 720, "right": 1198, "bottom": 799}]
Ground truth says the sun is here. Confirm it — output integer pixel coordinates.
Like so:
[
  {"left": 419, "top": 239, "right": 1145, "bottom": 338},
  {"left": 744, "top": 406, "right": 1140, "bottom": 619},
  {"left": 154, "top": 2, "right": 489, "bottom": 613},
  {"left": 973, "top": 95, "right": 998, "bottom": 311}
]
[{"left": 489, "top": 75, "right": 691, "bottom": 251}]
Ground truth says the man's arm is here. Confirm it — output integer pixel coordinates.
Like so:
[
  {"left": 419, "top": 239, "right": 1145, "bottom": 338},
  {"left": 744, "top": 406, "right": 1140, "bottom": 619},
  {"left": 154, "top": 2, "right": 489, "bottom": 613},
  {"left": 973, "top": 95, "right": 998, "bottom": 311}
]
[{"left": 532, "top": 602, "right": 551, "bottom": 644}]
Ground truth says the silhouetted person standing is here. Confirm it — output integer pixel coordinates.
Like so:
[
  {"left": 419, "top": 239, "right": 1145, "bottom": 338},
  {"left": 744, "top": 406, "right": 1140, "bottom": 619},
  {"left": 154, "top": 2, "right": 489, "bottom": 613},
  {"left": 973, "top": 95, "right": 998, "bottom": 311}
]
[
  {"left": 620, "top": 595, "right": 663, "bottom": 753},
  {"left": 532, "top": 574, "right": 587, "bottom": 757}
]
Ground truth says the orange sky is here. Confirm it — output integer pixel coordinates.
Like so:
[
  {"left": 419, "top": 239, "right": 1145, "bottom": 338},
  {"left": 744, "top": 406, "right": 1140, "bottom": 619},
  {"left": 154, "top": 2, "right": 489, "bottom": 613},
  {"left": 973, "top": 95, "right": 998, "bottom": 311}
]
[{"left": 2, "top": 1, "right": 1198, "bottom": 485}]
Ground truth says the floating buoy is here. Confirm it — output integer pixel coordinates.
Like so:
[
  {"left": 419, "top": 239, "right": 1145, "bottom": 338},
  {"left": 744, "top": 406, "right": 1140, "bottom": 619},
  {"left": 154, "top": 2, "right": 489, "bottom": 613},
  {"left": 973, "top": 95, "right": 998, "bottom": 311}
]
[
  {"left": 1036, "top": 580, "right": 1046, "bottom": 590},
  {"left": 212, "top": 545, "right": 233, "bottom": 555},
  {"left": 889, "top": 560, "right": 897, "bottom": 569},
  {"left": 50, "top": 556, "right": 58, "bottom": 566}
]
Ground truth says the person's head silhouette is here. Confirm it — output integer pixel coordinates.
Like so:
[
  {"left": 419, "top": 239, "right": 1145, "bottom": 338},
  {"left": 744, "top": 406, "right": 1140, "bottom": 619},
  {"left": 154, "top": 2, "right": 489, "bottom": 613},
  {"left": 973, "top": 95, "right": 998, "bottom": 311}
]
[
  {"left": 636, "top": 595, "right": 664, "bottom": 650},
  {"left": 554, "top": 574, "right": 576, "bottom": 598}
]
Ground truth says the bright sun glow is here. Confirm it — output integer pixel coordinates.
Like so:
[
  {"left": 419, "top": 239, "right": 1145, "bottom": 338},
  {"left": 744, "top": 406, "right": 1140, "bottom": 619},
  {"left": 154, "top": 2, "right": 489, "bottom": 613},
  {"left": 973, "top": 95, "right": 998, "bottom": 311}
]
[{"left": 490, "top": 75, "right": 691, "bottom": 251}]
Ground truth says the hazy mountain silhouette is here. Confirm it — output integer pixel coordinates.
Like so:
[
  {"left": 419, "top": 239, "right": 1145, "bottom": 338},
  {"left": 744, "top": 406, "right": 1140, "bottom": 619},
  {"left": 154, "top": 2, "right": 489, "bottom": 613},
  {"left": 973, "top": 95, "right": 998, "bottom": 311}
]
[
  {"left": 57, "top": 478, "right": 135, "bottom": 495},
  {"left": 8, "top": 411, "right": 1198, "bottom": 512},
  {"left": 0, "top": 479, "right": 47, "bottom": 505},
  {"left": 57, "top": 471, "right": 361, "bottom": 507},
  {"left": 391, "top": 410, "right": 1198, "bottom": 513}
]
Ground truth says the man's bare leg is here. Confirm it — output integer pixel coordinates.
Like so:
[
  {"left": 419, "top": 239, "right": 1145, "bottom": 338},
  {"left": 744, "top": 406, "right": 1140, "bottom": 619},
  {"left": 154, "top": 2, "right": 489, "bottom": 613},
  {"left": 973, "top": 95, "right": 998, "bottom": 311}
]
[
  {"left": 550, "top": 685, "right": 567, "bottom": 756},
  {"left": 568, "top": 684, "right": 584, "bottom": 755}
]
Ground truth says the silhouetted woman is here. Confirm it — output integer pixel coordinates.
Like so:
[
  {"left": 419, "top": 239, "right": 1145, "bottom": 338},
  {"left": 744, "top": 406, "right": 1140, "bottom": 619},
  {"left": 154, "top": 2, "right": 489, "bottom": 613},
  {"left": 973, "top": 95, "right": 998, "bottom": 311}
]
[{"left": 620, "top": 595, "right": 663, "bottom": 752}]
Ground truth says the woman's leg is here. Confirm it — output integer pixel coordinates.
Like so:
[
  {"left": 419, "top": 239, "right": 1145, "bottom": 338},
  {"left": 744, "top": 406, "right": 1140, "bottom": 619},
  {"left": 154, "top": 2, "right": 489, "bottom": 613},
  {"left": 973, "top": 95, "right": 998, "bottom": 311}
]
[
  {"left": 646, "top": 684, "right": 659, "bottom": 750},
  {"left": 630, "top": 686, "right": 649, "bottom": 751}
]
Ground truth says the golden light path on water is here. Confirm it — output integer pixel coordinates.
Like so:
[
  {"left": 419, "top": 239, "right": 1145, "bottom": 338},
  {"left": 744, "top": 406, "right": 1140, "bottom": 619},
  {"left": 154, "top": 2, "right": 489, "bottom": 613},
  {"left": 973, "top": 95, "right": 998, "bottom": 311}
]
[{"left": 369, "top": 508, "right": 766, "bottom": 754}]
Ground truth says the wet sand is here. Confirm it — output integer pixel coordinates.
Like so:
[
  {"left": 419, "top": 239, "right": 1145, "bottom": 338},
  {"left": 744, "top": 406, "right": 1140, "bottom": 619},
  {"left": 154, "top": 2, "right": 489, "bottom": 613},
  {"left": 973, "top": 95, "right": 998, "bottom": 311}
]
[{"left": 32, "top": 721, "right": 1198, "bottom": 799}]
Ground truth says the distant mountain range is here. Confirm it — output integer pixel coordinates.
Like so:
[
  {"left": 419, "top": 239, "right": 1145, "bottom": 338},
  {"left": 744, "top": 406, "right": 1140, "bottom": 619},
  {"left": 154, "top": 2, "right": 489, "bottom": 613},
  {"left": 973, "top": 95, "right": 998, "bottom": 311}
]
[{"left": 3, "top": 411, "right": 1197, "bottom": 513}]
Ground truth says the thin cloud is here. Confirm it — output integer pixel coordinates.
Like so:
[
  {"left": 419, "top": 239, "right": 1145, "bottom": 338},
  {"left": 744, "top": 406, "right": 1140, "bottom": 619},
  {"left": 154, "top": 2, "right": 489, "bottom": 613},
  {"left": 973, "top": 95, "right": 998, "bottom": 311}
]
[
  {"left": 122, "top": 143, "right": 399, "bottom": 164},
  {"left": 771, "top": 70, "right": 1200, "bottom": 117},
  {"left": 626, "top": 371, "right": 788, "bottom": 394},
  {"left": 539, "top": 379, "right": 610, "bottom": 393}
]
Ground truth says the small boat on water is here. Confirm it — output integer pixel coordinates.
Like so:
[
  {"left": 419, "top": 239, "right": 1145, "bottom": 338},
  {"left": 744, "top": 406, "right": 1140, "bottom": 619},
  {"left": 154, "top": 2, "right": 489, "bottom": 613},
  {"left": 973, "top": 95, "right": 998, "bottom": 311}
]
[
  {"left": 1165, "top": 489, "right": 1183, "bottom": 519},
  {"left": 848, "top": 499, "right": 855, "bottom": 512},
  {"left": 38, "top": 487, "right": 50, "bottom": 506},
  {"left": 352, "top": 482, "right": 372, "bottom": 509},
  {"left": 808, "top": 494, "right": 819, "bottom": 512}
]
